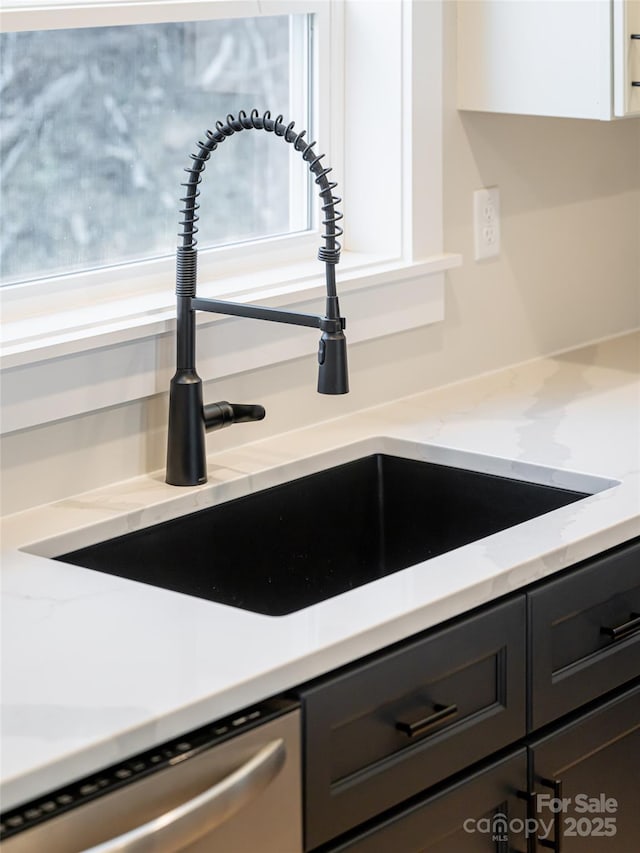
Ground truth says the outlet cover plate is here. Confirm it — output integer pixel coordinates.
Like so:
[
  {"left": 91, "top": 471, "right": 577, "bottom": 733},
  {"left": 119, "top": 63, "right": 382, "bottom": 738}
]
[{"left": 473, "top": 187, "right": 500, "bottom": 260}]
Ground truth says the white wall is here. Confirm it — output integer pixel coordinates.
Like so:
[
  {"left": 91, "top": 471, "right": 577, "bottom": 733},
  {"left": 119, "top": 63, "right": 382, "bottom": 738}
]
[
  {"left": 441, "top": 0, "right": 640, "bottom": 369},
  {"left": 2, "top": 2, "right": 639, "bottom": 515}
]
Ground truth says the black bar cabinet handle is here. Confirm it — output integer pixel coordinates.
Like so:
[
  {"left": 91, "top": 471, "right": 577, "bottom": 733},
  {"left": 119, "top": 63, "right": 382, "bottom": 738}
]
[
  {"left": 395, "top": 703, "right": 458, "bottom": 738},
  {"left": 539, "top": 778, "right": 563, "bottom": 853},
  {"left": 600, "top": 612, "right": 640, "bottom": 642}
]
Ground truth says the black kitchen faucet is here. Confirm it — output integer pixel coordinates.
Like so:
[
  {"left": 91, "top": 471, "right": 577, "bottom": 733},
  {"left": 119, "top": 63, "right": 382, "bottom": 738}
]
[{"left": 166, "top": 110, "right": 349, "bottom": 487}]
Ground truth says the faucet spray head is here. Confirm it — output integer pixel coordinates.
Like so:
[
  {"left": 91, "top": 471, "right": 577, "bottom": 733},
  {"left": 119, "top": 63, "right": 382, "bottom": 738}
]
[{"left": 317, "top": 329, "right": 349, "bottom": 395}]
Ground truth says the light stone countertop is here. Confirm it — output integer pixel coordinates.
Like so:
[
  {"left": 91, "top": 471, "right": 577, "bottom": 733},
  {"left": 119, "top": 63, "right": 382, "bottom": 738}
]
[{"left": 1, "top": 331, "right": 639, "bottom": 812}]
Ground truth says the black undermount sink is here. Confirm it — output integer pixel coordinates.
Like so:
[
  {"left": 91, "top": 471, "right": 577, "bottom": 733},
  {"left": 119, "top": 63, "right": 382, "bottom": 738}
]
[{"left": 56, "top": 454, "right": 589, "bottom": 616}]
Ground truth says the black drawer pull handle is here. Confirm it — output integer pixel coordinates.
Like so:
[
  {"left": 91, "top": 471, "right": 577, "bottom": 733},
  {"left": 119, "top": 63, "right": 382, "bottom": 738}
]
[
  {"left": 539, "top": 778, "right": 563, "bottom": 853},
  {"left": 395, "top": 703, "right": 458, "bottom": 738},
  {"left": 600, "top": 612, "right": 640, "bottom": 641}
]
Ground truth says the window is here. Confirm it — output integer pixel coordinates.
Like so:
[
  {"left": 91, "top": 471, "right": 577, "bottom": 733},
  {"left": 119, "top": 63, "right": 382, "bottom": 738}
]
[
  {"left": 0, "top": 1, "right": 461, "bottom": 435},
  {"left": 0, "top": 13, "right": 311, "bottom": 285}
]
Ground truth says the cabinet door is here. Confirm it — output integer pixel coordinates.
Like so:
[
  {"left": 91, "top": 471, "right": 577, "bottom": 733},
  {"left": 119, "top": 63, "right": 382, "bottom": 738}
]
[
  {"left": 458, "top": 0, "right": 613, "bottom": 119},
  {"left": 300, "top": 597, "right": 525, "bottom": 849},
  {"left": 327, "top": 750, "right": 528, "bottom": 853},
  {"left": 528, "top": 537, "right": 640, "bottom": 730},
  {"left": 529, "top": 683, "right": 640, "bottom": 853}
]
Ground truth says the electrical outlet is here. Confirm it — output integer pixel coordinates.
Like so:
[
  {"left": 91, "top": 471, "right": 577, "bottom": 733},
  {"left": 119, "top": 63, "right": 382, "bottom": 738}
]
[{"left": 473, "top": 187, "right": 500, "bottom": 260}]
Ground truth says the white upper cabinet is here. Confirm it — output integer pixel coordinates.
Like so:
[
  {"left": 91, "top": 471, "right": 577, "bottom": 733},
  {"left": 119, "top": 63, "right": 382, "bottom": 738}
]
[{"left": 457, "top": 0, "right": 640, "bottom": 120}]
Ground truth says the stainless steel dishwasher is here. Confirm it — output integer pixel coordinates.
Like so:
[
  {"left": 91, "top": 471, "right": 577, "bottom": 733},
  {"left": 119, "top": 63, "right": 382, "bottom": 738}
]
[{"left": 0, "top": 697, "right": 302, "bottom": 852}]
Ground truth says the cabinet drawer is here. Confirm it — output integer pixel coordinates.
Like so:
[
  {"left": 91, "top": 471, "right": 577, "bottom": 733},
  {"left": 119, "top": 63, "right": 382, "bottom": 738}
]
[
  {"left": 327, "top": 749, "right": 527, "bottom": 853},
  {"left": 529, "top": 683, "right": 640, "bottom": 853},
  {"left": 300, "top": 597, "right": 526, "bottom": 850},
  {"left": 529, "top": 538, "right": 640, "bottom": 730}
]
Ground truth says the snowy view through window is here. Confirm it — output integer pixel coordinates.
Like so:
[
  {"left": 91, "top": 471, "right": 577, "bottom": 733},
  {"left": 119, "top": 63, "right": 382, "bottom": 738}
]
[{"left": 0, "top": 16, "right": 309, "bottom": 284}]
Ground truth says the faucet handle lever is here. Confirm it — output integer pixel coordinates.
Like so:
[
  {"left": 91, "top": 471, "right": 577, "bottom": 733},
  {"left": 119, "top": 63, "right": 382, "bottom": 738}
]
[
  {"left": 204, "top": 401, "right": 266, "bottom": 432},
  {"left": 229, "top": 403, "right": 267, "bottom": 424}
]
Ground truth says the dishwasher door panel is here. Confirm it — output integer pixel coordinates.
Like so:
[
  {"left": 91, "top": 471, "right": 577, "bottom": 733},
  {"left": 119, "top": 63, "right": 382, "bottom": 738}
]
[{"left": 3, "top": 709, "right": 301, "bottom": 853}]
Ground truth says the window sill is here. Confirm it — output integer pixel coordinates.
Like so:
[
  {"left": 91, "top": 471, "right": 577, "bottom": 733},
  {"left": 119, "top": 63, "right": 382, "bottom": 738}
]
[
  {"left": 0, "top": 252, "right": 462, "bottom": 433},
  {"left": 1, "top": 252, "right": 460, "bottom": 368}
]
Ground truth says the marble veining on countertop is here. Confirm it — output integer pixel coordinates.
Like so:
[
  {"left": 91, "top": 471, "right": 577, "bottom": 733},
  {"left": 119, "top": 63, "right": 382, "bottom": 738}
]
[{"left": 1, "top": 331, "right": 639, "bottom": 811}]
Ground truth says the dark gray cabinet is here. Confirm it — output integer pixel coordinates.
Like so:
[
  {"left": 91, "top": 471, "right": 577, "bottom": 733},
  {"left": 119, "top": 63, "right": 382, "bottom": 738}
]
[
  {"left": 530, "top": 684, "right": 640, "bottom": 852},
  {"left": 329, "top": 683, "right": 640, "bottom": 853},
  {"left": 528, "top": 538, "right": 640, "bottom": 729},
  {"left": 300, "top": 597, "right": 526, "bottom": 849},
  {"left": 300, "top": 538, "right": 640, "bottom": 852},
  {"left": 328, "top": 750, "right": 528, "bottom": 853}
]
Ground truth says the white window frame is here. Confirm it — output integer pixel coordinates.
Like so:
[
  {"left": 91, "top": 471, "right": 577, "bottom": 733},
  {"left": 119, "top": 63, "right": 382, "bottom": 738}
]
[{"left": 0, "top": 0, "right": 462, "bottom": 435}]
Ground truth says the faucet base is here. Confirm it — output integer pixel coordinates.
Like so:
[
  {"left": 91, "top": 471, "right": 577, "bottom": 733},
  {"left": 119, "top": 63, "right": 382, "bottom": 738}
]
[{"left": 166, "top": 370, "right": 207, "bottom": 486}]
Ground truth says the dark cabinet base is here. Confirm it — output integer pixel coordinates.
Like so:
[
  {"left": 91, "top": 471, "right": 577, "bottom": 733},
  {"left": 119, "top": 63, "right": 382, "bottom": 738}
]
[
  {"left": 301, "top": 538, "right": 640, "bottom": 852},
  {"left": 320, "top": 683, "right": 640, "bottom": 853}
]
